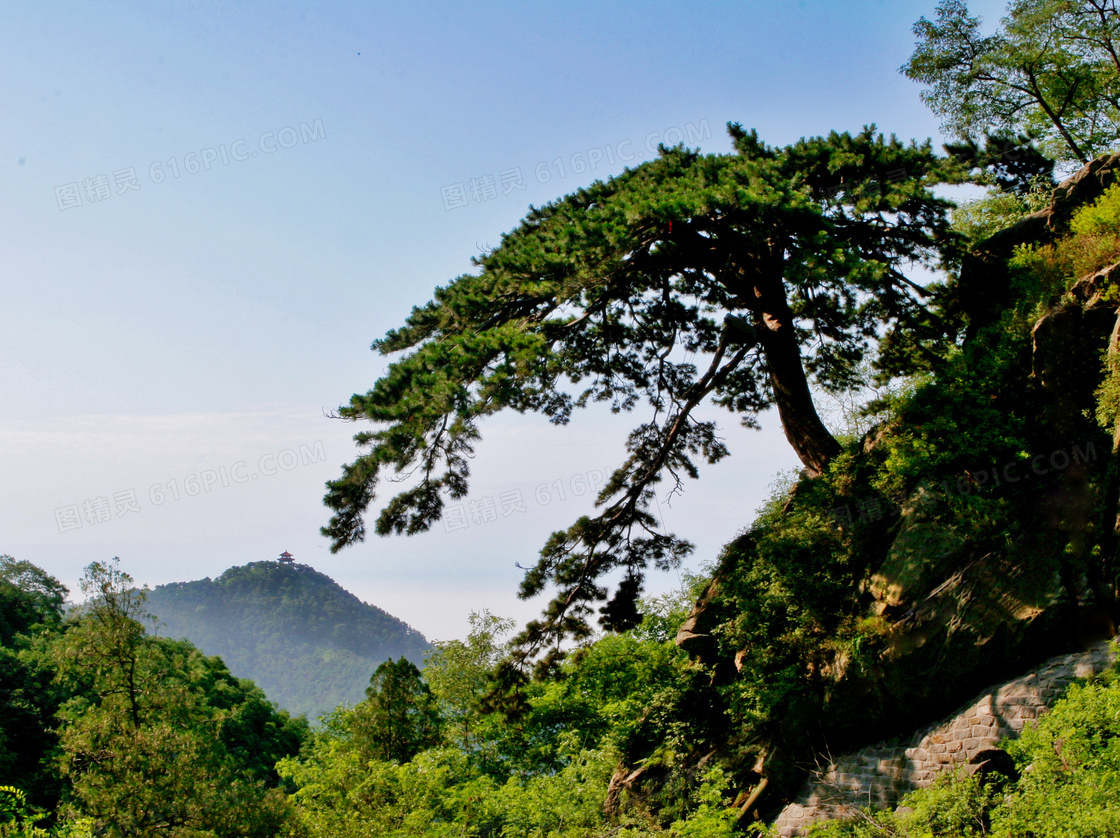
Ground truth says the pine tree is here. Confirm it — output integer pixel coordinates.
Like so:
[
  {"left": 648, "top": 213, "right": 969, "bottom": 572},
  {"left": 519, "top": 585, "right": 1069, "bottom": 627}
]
[
  {"left": 352, "top": 658, "right": 441, "bottom": 764},
  {"left": 324, "top": 126, "right": 961, "bottom": 666}
]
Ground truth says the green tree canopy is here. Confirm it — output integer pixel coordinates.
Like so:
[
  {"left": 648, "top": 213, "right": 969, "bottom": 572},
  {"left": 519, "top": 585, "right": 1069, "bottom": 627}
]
[
  {"left": 353, "top": 658, "right": 441, "bottom": 764},
  {"left": 49, "top": 560, "right": 306, "bottom": 837},
  {"left": 423, "top": 611, "right": 514, "bottom": 755},
  {"left": 53, "top": 559, "right": 152, "bottom": 729},
  {"left": 0, "top": 558, "right": 69, "bottom": 811},
  {"left": 0, "top": 554, "right": 68, "bottom": 645},
  {"left": 324, "top": 126, "right": 960, "bottom": 668},
  {"left": 904, "top": 0, "right": 1120, "bottom": 166}
]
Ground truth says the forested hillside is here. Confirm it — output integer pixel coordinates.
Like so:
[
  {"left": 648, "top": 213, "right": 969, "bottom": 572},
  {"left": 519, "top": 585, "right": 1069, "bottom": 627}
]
[
  {"left": 0, "top": 557, "right": 309, "bottom": 836},
  {"left": 146, "top": 561, "right": 429, "bottom": 719}
]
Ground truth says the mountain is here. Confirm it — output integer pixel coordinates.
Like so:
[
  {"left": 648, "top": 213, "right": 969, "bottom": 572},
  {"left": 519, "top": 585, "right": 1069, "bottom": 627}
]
[{"left": 145, "top": 560, "right": 429, "bottom": 720}]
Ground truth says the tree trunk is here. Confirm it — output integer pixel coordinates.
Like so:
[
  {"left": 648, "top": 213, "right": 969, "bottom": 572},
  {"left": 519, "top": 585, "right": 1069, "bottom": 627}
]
[
  {"left": 746, "top": 256, "right": 841, "bottom": 477},
  {"left": 761, "top": 318, "right": 842, "bottom": 476}
]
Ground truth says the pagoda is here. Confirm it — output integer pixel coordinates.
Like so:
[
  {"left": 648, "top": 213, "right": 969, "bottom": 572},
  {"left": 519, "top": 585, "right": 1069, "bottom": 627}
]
[{"left": 278, "top": 550, "right": 294, "bottom": 564}]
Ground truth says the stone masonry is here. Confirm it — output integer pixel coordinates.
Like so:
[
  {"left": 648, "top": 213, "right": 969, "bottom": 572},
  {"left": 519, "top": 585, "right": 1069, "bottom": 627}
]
[{"left": 772, "top": 641, "right": 1116, "bottom": 837}]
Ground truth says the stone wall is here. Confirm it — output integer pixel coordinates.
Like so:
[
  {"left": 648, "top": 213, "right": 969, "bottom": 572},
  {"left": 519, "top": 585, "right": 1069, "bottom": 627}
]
[{"left": 772, "top": 641, "right": 1116, "bottom": 837}]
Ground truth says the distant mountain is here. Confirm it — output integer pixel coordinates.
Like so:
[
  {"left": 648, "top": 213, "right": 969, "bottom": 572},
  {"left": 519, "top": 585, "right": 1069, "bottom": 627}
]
[{"left": 146, "top": 561, "right": 429, "bottom": 720}]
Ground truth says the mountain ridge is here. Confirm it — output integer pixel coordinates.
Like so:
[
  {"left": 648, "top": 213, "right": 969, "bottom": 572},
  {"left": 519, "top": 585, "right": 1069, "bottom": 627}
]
[{"left": 145, "top": 560, "right": 430, "bottom": 720}]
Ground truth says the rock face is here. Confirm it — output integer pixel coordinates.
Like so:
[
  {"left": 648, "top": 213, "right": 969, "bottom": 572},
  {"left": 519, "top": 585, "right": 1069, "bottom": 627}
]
[
  {"left": 959, "top": 152, "right": 1120, "bottom": 338},
  {"left": 772, "top": 641, "right": 1116, "bottom": 837},
  {"left": 666, "top": 154, "right": 1120, "bottom": 826}
]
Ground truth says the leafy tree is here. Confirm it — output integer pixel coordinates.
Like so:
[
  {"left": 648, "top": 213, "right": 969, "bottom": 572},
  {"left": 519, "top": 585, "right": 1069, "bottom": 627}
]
[
  {"left": 0, "top": 648, "right": 64, "bottom": 814},
  {"left": 421, "top": 602, "right": 702, "bottom": 781},
  {"left": 279, "top": 740, "right": 632, "bottom": 838},
  {"left": 0, "top": 558, "right": 69, "bottom": 810},
  {"left": 423, "top": 611, "right": 514, "bottom": 755},
  {"left": 904, "top": 0, "right": 1120, "bottom": 166},
  {"left": 52, "top": 559, "right": 152, "bottom": 729},
  {"left": 944, "top": 132, "right": 1056, "bottom": 196},
  {"left": 323, "top": 127, "right": 960, "bottom": 664},
  {"left": 182, "top": 651, "right": 310, "bottom": 788},
  {"left": 994, "top": 667, "right": 1120, "bottom": 835},
  {"left": 352, "top": 658, "right": 440, "bottom": 764},
  {"left": 277, "top": 599, "right": 738, "bottom": 837},
  {"left": 56, "top": 698, "right": 292, "bottom": 838},
  {"left": 51, "top": 560, "right": 303, "bottom": 837},
  {"left": 0, "top": 556, "right": 67, "bottom": 645}
]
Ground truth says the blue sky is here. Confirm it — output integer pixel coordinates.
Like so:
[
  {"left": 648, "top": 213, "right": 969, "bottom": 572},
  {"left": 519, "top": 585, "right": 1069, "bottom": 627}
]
[{"left": 1, "top": 0, "right": 1009, "bottom": 642}]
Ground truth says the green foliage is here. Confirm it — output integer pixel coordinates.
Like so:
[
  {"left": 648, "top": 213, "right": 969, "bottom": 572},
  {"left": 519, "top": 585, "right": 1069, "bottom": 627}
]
[
  {"left": 40, "top": 559, "right": 307, "bottom": 837},
  {"left": 870, "top": 355, "right": 1029, "bottom": 500},
  {"left": 53, "top": 559, "right": 152, "bottom": 728},
  {"left": 1008, "top": 181, "right": 1120, "bottom": 305},
  {"left": 56, "top": 700, "right": 295, "bottom": 837},
  {"left": 0, "top": 787, "right": 30, "bottom": 824},
  {"left": 690, "top": 182, "right": 1111, "bottom": 796},
  {"left": 325, "top": 125, "right": 961, "bottom": 666},
  {"left": 0, "top": 561, "right": 70, "bottom": 811},
  {"left": 869, "top": 214, "right": 1049, "bottom": 497},
  {"left": 0, "top": 557, "right": 67, "bottom": 645},
  {"left": 950, "top": 176, "right": 1054, "bottom": 242},
  {"left": 999, "top": 179, "right": 1120, "bottom": 432},
  {"left": 540, "top": 630, "right": 697, "bottom": 770},
  {"left": 1078, "top": 183, "right": 1120, "bottom": 432},
  {"left": 666, "top": 768, "right": 739, "bottom": 837},
  {"left": 802, "top": 770, "right": 1000, "bottom": 837},
  {"left": 280, "top": 740, "right": 631, "bottom": 838},
  {"left": 805, "top": 658, "right": 1120, "bottom": 837},
  {"left": 488, "top": 742, "right": 624, "bottom": 838},
  {"left": 899, "top": 772, "right": 1001, "bottom": 836},
  {"left": 716, "top": 499, "right": 858, "bottom": 733},
  {"left": 1096, "top": 365, "right": 1120, "bottom": 433},
  {"left": 352, "top": 657, "right": 441, "bottom": 764},
  {"left": 0, "top": 789, "right": 93, "bottom": 838},
  {"left": 146, "top": 561, "right": 429, "bottom": 719},
  {"left": 815, "top": 364, "right": 918, "bottom": 447},
  {"left": 1067, "top": 180, "right": 1120, "bottom": 278},
  {"left": 995, "top": 665, "right": 1120, "bottom": 835},
  {"left": 904, "top": 0, "right": 1120, "bottom": 165},
  {"left": 1072, "top": 181, "right": 1120, "bottom": 238},
  {"left": 423, "top": 610, "right": 515, "bottom": 759},
  {"left": 279, "top": 593, "right": 740, "bottom": 837},
  {"left": 1008, "top": 241, "right": 1075, "bottom": 315},
  {"left": 943, "top": 133, "right": 1056, "bottom": 198}
]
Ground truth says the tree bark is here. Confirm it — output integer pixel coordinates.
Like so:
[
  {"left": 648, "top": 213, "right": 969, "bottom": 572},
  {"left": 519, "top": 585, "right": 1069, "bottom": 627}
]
[
  {"left": 745, "top": 253, "right": 841, "bottom": 477},
  {"left": 761, "top": 317, "right": 842, "bottom": 476}
]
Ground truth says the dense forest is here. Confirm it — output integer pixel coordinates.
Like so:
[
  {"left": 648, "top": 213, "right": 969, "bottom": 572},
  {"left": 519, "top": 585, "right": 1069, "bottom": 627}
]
[
  {"left": 6, "top": 1, "right": 1120, "bottom": 835},
  {"left": 0, "top": 557, "right": 308, "bottom": 836},
  {"left": 145, "top": 561, "right": 430, "bottom": 720}
]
